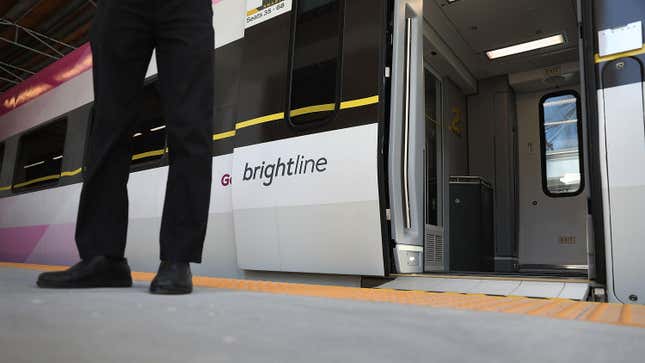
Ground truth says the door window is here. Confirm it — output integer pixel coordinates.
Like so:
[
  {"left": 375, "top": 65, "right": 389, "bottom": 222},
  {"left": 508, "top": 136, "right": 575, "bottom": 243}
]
[
  {"left": 288, "top": 0, "right": 343, "bottom": 125},
  {"left": 539, "top": 91, "right": 584, "bottom": 197}
]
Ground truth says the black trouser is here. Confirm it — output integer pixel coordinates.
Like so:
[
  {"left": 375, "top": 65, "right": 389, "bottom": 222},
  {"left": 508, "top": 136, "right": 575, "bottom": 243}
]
[{"left": 76, "top": 0, "right": 214, "bottom": 263}]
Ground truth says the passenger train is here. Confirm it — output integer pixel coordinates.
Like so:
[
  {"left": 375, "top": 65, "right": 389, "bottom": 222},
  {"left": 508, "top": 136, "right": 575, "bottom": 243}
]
[{"left": 1, "top": 0, "right": 644, "bottom": 304}]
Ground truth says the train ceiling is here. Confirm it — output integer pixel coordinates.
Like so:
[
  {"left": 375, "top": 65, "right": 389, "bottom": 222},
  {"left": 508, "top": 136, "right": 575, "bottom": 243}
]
[
  {"left": 429, "top": 0, "right": 579, "bottom": 79},
  {"left": 0, "top": 0, "right": 96, "bottom": 96}
]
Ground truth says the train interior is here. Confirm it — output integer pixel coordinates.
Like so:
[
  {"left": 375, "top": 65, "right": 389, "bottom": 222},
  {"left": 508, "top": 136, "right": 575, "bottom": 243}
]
[{"left": 407, "top": 0, "right": 592, "bottom": 282}]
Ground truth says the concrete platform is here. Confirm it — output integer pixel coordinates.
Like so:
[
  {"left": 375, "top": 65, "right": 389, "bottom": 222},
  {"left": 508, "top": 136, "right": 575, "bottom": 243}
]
[{"left": 1, "top": 266, "right": 645, "bottom": 363}]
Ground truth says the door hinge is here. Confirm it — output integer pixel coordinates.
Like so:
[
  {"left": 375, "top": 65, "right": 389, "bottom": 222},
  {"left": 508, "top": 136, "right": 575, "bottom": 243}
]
[
  {"left": 386, "top": 208, "right": 391, "bottom": 221},
  {"left": 385, "top": 66, "right": 391, "bottom": 78}
]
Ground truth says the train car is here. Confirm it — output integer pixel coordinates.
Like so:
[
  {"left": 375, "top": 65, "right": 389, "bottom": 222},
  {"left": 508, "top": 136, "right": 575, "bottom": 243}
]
[{"left": 0, "top": 0, "right": 643, "bottom": 304}]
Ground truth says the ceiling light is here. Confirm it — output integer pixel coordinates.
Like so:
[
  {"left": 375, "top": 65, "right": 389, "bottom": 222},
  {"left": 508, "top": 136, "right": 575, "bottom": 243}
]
[
  {"left": 52, "top": 155, "right": 63, "bottom": 160},
  {"left": 133, "top": 132, "right": 143, "bottom": 138},
  {"left": 150, "top": 125, "right": 166, "bottom": 132},
  {"left": 486, "top": 34, "right": 565, "bottom": 60}
]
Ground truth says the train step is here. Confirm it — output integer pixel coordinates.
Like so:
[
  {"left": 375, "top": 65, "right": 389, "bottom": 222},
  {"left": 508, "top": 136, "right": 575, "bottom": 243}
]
[{"left": 372, "top": 275, "right": 590, "bottom": 300}]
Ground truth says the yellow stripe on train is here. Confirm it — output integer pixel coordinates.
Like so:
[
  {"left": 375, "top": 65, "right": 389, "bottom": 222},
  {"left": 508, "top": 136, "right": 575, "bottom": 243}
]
[{"left": 233, "top": 95, "right": 380, "bottom": 130}]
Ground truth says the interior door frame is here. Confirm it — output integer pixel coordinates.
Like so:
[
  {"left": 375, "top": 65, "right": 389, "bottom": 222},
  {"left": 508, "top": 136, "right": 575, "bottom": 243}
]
[{"left": 578, "top": 0, "right": 606, "bottom": 283}]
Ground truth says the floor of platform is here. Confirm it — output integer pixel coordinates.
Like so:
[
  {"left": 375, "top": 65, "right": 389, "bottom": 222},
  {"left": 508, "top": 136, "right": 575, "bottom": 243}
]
[{"left": 1, "top": 266, "right": 645, "bottom": 363}]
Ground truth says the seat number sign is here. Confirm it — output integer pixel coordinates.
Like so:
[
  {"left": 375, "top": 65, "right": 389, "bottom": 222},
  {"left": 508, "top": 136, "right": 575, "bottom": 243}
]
[{"left": 246, "top": 0, "right": 292, "bottom": 28}]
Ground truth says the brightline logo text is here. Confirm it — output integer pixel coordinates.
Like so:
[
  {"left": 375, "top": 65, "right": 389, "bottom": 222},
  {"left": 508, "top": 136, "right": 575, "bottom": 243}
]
[{"left": 243, "top": 155, "right": 328, "bottom": 186}]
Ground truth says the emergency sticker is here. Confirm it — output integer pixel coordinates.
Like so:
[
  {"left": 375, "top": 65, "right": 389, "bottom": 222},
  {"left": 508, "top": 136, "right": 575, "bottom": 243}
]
[{"left": 246, "top": 0, "right": 292, "bottom": 28}]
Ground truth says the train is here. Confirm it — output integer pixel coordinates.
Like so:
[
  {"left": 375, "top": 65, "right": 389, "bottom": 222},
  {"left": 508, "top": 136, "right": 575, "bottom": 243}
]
[{"left": 0, "top": 0, "right": 644, "bottom": 304}]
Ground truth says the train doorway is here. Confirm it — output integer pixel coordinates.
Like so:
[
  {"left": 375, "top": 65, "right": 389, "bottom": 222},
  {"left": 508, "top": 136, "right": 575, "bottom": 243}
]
[{"left": 388, "top": 0, "right": 594, "bottom": 281}]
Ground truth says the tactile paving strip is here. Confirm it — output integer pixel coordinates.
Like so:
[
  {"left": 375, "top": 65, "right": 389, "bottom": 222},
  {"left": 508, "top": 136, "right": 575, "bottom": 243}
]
[{"left": 3, "top": 262, "right": 644, "bottom": 328}]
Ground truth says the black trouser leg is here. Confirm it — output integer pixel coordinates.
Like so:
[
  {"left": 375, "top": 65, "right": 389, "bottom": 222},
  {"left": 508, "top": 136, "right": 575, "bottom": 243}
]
[
  {"left": 155, "top": 0, "right": 214, "bottom": 263},
  {"left": 75, "top": 0, "right": 154, "bottom": 259}
]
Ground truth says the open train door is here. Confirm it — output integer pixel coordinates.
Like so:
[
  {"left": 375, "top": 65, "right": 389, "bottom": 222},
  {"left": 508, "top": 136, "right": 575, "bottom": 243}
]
[
  {"left": 388, "top": 0, "right": 426, "bottom": 273},
  {"left": 232, "top": 0, "right": 390, "bottom": 277},
  {"left": 600, "top": 57, "right": 645, "bottom": 303}
]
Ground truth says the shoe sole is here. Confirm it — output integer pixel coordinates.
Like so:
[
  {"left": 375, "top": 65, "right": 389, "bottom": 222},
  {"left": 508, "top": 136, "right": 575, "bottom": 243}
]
[
  {"left": 37, "top": 280, "right": 133, "bottom": 289},
  {"left": 149, "top": 286, "right": 193, "bottom": 295}
]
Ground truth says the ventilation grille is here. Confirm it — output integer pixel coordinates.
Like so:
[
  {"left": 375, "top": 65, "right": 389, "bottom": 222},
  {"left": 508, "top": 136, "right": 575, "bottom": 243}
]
[{"left": 424, "top": 225, "right": 445, "bottom": 272}]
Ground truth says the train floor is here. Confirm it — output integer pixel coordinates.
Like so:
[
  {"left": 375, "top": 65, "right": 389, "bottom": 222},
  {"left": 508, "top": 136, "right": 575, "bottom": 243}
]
[{"left": 1, "top": 265, "right": 645, "bottom": 363}]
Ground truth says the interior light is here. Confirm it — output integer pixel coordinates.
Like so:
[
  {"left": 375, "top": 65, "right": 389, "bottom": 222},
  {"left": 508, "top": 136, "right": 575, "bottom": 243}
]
[
  {"left": 150, "top": 125, "right": 166, "bottom": 132},
  {"left": 52, "top": 155, "right": 63, "bottom": 160},
  {"left": 24, "top": 161, "right": 45, "bottom": 169},
  {"left": 486, "top": 34, "right": 565, "bottom": 60},
  {"left": 133, "top": 132, "right": 143, "bottom": 138}
]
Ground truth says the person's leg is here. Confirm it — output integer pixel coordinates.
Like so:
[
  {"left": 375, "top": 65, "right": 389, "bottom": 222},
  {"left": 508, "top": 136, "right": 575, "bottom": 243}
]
[
  {"left": 38, "top": 0, "right": 154, "bottom": 288},
  {"left": 75, "top": 0, "right": 155, "bottom": 259},
  {"left": 149, "top": 0, "right": 214, "bottom": 294},
  {"left": 156, "top": 0, "right": 214, "bottom": 262}
]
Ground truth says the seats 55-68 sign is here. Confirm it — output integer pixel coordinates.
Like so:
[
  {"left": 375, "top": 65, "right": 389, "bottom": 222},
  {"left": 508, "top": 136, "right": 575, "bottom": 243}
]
[{"left": 245, "top": 0, "right": 292, "bottom": 28}]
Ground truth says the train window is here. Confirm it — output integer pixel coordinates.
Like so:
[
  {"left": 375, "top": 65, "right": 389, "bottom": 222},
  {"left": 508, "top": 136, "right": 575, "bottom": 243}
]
[
  {"left": 425, "top": 69, "right": 442, "bottom": 226},
  {"left": 539, "top": 90, "right": 584, "bottom": 197},
  {"left": 82, "top": 105, "right": 94, "bottom": 179},
  {"left": 13, "top": 118, "right": 67, "bottom": 191},
  {"left": 288, "top": 0, "right": 343, "bottom": 125},
  {"left": 0, "top": 142, "right": 4, "bottom": 179},
  {"left": 131, "top": 82, "right": 166, "bottom": 166}
]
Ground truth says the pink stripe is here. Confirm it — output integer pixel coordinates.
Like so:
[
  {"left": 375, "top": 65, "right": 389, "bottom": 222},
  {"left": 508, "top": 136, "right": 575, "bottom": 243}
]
[
  {"left": 0, "top": 0, "right": 223, "bottom": 118},
  {"left": 0, "top": 43, "right": 93, "bottom": 117},
  {"left": 24, "top": 223, "right": 79, "bottom": 265},
  {"left": 0, "top": 225, "right": 49, "bottom": 263}
]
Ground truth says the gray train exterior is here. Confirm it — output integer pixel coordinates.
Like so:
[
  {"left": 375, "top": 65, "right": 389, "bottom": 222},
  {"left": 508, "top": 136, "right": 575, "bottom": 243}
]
[{"left": 0, "top": 0, "right": 643, "bottom": 304}]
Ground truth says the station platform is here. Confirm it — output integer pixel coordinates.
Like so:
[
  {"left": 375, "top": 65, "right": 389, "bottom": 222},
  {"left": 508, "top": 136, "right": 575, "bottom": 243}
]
[{"left": 1, "top": 263, "right": 645, "bottom": 363}]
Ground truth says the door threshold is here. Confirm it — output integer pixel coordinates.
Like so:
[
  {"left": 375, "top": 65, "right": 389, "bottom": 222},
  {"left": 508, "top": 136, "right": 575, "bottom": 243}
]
[
  {"left": 391, "top": 272, "right": 590, "bottom": 284},
  {"left": 374, "top": 274, "right": 590, "bottom": 300}
]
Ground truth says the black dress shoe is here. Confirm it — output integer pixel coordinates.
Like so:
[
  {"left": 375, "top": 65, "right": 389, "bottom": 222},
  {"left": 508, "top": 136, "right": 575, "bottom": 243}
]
[
  {"left": 37, "top": 256, "right": 133, "bottom": 288},
  {"left": 149, "top": 261, "right": 193, "bottom": 295}
]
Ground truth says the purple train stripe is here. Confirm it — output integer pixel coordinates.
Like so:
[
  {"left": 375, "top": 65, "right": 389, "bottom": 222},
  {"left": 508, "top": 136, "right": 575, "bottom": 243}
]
[{"left": 0, "top": 224, "right": 79, "bottom": 265}]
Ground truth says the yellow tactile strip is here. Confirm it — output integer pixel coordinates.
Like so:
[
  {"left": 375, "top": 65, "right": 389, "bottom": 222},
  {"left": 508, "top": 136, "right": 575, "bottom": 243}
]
[{"left": 3, "top": 262, "right": 644, "bottom": 328}]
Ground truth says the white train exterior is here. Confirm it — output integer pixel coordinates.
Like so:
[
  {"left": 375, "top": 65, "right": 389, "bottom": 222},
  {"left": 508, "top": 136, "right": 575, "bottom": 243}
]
[{"left": 0, "top": 0, "right": 643, "bottom": 305}]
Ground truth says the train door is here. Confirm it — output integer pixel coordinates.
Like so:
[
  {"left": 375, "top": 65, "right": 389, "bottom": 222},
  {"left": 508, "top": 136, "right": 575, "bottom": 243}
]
[
  {"left": 232, "top": 0, "right": 390, "bottom": 276},
  {"left": 600, "top": 57, "right": 645, "bottom": 303},
  {"left": 388, "top": 0, "right": 425, "bottom": 274},
  {"left": 516, "top": 88, "right": 588, "bottom": 273},
  {"left": 590, "top": 0, "right": 645, "bottom": 305}
]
